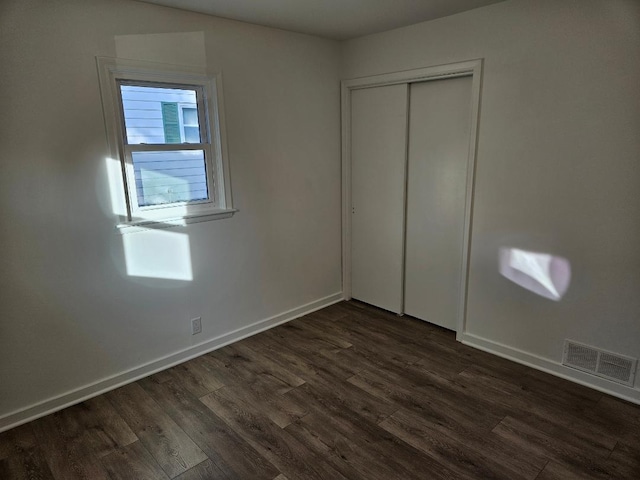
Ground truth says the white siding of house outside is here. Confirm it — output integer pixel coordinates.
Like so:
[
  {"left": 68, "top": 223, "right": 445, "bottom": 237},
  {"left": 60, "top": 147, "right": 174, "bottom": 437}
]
[
  {"left": 120, "top": 86, "right": 208, "bottom": 206},
  {"left": 131, "top": 150, "right": 208, "bottom": 206}
]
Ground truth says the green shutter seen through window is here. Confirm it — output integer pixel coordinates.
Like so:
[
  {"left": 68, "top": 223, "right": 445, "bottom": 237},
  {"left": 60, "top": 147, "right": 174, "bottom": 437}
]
[{"left": 161, "top": 102, "right": 181, "bottom": 144}]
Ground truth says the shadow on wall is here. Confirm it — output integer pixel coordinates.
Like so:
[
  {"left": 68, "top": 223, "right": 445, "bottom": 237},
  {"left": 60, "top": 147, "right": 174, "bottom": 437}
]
[{"left": 499, "top": 247, "right": 571, "bottom": 301}]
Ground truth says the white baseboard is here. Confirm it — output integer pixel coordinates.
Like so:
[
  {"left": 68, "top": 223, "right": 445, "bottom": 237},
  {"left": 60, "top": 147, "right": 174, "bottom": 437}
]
[
  {"left": 0, "top": 292, "right": 344, "bottom": 433},
  {"left": 458, "top": 332, "right": 640, "bottom": 405}
]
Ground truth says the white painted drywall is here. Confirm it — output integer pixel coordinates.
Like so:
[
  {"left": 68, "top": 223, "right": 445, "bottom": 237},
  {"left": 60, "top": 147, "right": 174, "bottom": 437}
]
[
  {"left": 343, "top": 0, "right": 640, "bottom": 385},
  {"left": 0, "top": 0, "right": 341, "bottom": 419}
]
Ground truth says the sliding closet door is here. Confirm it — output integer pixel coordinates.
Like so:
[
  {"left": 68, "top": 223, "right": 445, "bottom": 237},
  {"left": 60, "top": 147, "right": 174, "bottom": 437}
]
[
  {"left": 351, "top": 84, "right": 408, "bottom": 313},
  {"left": 404, "top": 76, "right": 473, "bottom": 330}
]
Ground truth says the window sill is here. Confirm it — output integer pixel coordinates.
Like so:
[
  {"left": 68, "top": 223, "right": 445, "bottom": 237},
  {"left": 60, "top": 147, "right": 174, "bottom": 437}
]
[{"left": 116, "top": 208, "right": 238, "bottom": 234}]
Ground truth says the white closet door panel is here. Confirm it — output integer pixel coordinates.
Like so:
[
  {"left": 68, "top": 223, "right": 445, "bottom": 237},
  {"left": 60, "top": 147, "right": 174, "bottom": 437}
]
[
  {"left": 351, "top": 84, "right": 408, "bottom": 313},
  {"left": 404, "top": 76, "right": 472, "bottom": 330}
]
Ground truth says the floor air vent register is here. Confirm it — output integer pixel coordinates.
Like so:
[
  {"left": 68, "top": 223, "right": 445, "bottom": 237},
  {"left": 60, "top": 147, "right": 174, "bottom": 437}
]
[{"left": 563, "top": 340, "right": 637, "bottom": 387}]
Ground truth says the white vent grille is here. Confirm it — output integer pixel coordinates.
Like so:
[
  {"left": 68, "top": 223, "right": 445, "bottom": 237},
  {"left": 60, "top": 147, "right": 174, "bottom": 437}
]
[
  {"left": 566, "top": 343, "right": 598, "bottom": 371},
  {"left": 563, "top": 340, "right": 637, "bottom": 386}
]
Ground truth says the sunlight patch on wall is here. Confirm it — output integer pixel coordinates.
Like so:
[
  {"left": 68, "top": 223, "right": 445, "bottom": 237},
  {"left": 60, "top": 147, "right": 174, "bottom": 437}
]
[
  {"left": 105, "top": 157, "right": 128, "bottom": 217},
  {"left": 123, "top": 229, "right": 193, "bottom": 281},
  {"left": 499, "top": 247, "right": 571, "bottom": 301}
]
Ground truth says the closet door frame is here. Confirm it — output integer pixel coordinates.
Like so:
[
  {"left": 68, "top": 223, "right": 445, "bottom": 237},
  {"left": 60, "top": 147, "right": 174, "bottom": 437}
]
[{"left": 341, "top": 59, "right": 483, "bottom": 337}]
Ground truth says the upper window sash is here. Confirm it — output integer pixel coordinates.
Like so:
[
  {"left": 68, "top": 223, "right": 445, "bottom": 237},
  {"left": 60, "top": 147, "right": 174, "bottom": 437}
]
[{"left": 116, "top": 80, "right": 209, "bottom": 147}]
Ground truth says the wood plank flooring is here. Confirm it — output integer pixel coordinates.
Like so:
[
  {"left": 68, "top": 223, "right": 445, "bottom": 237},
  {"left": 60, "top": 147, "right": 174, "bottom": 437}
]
[{"left": 2, "top": 300, "right": 640, "bottom": 479}]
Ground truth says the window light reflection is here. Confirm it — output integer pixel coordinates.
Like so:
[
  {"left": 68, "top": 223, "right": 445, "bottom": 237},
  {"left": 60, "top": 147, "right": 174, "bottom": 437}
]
[{"left": 106, "top": 157, "right": 128, "bottom": 217}]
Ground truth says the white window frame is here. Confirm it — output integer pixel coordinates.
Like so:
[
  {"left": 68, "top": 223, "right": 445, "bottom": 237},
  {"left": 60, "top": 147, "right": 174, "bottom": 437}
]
[{"left": 97, "top": 57, "right": 235, "bottom": 232}]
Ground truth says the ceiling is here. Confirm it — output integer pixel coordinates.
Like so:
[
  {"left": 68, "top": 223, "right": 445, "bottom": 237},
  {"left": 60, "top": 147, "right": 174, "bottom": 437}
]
[{"left": 138, "top": 0, "right": 508, "bottom": 40}]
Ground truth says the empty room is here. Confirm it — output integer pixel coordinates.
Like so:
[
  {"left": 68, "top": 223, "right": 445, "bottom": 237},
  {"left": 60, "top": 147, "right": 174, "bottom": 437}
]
[{"left": 1, "top": 0, "right": 639, "bottom": 478}]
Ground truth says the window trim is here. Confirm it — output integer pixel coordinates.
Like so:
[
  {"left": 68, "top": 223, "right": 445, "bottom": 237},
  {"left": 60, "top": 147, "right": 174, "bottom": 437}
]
[{"left": 97, "top": 57, "right": 235, "bottom": 230}]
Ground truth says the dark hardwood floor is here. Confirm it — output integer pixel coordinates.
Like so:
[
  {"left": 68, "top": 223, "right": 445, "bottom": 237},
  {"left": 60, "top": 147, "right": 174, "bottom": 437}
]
[{"left": 2, "top": 300, "right": 640, "bottom": 479}]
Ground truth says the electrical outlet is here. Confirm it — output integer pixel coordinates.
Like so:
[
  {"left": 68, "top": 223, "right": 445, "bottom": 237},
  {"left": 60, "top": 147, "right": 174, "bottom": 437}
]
[{"left": 191, "top": 317, "right": 202, "bottom": 335}]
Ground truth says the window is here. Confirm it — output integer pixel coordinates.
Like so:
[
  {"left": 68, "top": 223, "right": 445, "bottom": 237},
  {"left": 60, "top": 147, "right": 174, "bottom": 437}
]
[
  {"left": 97, "top": 58, "right": 234, "bottom": 230},
  {"left": 119, "top": 84, "right": 208, "bottom": 207},
  {"left": 179, "top": 105, "right": 200, "bottom": 143}
]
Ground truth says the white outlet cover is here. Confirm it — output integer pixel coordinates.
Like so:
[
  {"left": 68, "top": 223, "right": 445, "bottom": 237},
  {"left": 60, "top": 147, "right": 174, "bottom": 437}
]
[{"left": 191, "top": 317, "right": 202, "bottom": 335}]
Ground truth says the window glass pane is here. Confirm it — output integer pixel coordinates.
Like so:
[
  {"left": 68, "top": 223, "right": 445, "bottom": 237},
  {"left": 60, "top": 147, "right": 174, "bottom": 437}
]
[
  {"left": 182, "top": 107, "right": 198, "bottom": 126},
  {"left": 183, "top": 126, "right": 200, "bottom": 143},
  {"left": 132, "top": 150, "right": 209, "bottom": 206},
  {"left": 120, "top": 85, "right": 199, "bottom": 145}
]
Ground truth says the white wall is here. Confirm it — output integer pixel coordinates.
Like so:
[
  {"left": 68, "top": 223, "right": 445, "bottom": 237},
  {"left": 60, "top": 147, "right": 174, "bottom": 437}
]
[
  {"left": 0, "top": 0, "right": 342, "bottom": 425},
  {"left": 343, "top": 0, "right": 640, "bottom": 395}
]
